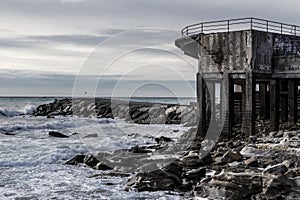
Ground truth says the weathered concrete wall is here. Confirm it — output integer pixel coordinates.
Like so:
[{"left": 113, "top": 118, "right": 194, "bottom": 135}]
[
  {"left": 252, "top": 30, "right": 300, "bottom": 73},
  {"left": 252, "top": 31, "right": 273, "bottom": 72},
  {"left": 272, "top": 34, "right": 300, "bottom": 72},
  {"left": 198, "top": 30, "right": 252, "bottom": 73},
  {"left": 176, "top": 30, "right": 300, "bottom": 75}
]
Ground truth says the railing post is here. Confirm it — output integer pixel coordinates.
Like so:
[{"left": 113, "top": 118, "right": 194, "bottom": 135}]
[
  {"left": 250, "top": 18, "right": 253, "bottom": 30},
  {"left": 294, "top": 25, "right": 296, "bottom": 36},
  {"left": 227, "top": 20, "right": 230, "bottom": 32},
  {"left": 201, "top": 23, "right": 203, "bottom": 33},
  {"left": 186, "top": 26, "right": 189, "bottom": 36},
  {"left": 281, "top": 23, "right": 283, "bottom": 35},
  {"left": 266, "top": 21, "right": 269, "bottom": 33}
]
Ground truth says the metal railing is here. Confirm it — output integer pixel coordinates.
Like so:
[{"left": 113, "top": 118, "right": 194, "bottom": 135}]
[{"left": 181, "top": 17, "right": 300, "bottom": 37}]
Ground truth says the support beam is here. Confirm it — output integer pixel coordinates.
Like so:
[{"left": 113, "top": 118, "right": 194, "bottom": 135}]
[
  {"left": 207, "top": 81, "right": 216, "bottom": 124},
  {"left": 270, "top": 79, "right": 279, "bottom": 131},
  {"left": 280, "top": 80, "right": 288, "bottom": 122},
  {"left": 259, "top": 83, "right": 267, "bottom": 119},
  {"left": 244, "top": 72, "right": 256, "bottom": 136},
  {"left": 221, "top": 72, "right": 234, "bottom": 138},
  {"left": 196, "top": 73, "right": 207, "bottom": 138},
  {"left": 288, "top": 79, "right": 297, "bottom": 125}
]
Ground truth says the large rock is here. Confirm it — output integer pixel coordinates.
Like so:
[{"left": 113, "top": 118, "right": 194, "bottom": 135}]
[
  {"left": 197, "top": 172, "right": 262, "bottom": 199},
  {"left": 48, "top": 131, "right": 69, "bottom": 138},
  {"left": 263, "top": 163, "right": 288, "bottom": 175},
  {"left": 125, "top": 163, "right": 182, "bottom": 192},
  {"left": 65, "top": 154, "right": 112, "bottom": 170},
  {"left": 177, "top": 151, "right": 212, "bottom": 168}
]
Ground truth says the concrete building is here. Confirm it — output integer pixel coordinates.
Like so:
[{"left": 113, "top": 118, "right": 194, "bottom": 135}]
[{"left": 175, "top": 18, "right": 300, "bottom": 138}]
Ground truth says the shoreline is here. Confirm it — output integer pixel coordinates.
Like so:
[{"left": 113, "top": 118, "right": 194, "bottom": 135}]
[{"left": 31, "top": 98, "right": 300, "bottom": 199}]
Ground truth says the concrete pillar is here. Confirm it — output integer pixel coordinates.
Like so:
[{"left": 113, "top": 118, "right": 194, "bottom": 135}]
[
  {"left": 288, "top": 79, "right": 297, "bottom": 125},
  {"left": 241, "top": 82, "right": 246, "bottom": 133},
  {"left": 207, "top": 81, "right": 216, "bottom": 124},
  {"left": 244, "top": 72, "right": 256, "bottom": 136},
  {"left": 221, "top": 72, "right": 233, "bottom": 138},
  {"left": 280, "top": 80, "right": 288, "bottom": 122},
  {"left": 219, "top": 82, "right": 223, "bottom": 122},
  {"left": 196, "top": 73, "right": 207, "bottom": 138},
  {"left": 270, "top": 79, "right": 279, "bottom": 131},
  {"left": 259, "top": 83, "right": 267, "bottom": 119}
]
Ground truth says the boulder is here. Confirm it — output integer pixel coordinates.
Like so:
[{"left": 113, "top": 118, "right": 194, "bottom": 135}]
[
  {"left": 125, "top": 163, "right": 182, "bottom": 192},
  {"left": 196, "top": 172, "right": 262, "bottom": 199},
  {"left": 48, "top": 131, "right": 69, "bottom": 138},
  {"left": 65, "top": 154, "right": 85, "bottom": 165},
  {"left": 155, "top": 136, "right": 172, "bottom": 144},
  {"left": 65, "top": 154, "right": 112, "bottom": 170},
  {"left": 183, "top": 167, "right": 206, "bottom": 182},
  {"left": 178, "top": 151, "right": 212, "bottom": 168}
]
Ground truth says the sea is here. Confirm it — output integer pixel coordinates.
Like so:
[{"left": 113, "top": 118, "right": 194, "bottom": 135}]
[{"left": 0, "top": 97, "right": 199, "bottom": 200}]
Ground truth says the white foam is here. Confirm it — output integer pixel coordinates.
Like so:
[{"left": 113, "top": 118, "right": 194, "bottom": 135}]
[
  {"left": 0, "top": 104, "right": 37, "bottom": 117},
  {"left": 23, "top": 105, "right": 37, "bottom": 115}
]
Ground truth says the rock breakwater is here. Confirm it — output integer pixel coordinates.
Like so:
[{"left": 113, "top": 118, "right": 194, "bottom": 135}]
[{"left": 34, "top": 98, "right": 198, "bottom": 125}]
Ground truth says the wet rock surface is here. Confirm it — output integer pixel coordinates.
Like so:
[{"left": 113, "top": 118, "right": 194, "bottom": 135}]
[
  {"left": 42, "top": 99, "right": 300, "bottom": 199},
  {"left": 63, "top": 125, "right": 300, "bottom": 199}
]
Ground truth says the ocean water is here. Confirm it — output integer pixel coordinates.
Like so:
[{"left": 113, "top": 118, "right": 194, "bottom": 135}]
[{"left": 0, "top": 97, "right": 195, "bottom": 199}]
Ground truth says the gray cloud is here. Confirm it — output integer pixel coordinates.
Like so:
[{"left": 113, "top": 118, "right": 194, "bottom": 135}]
[{"left": 0, "top": 0, "right": 299, "bottom": 96}]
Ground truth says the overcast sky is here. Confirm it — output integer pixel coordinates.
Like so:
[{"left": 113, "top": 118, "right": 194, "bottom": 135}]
[{"left": 1, "top": 0, "right": 300, "bottom": 96}]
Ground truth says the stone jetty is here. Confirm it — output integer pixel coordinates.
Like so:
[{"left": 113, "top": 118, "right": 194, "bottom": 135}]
[{"left": 34, "top": 98, "right": 198, "bottom": 125}]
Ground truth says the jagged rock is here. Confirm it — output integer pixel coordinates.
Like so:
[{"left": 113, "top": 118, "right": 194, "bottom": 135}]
[
  {"left": 183, "top": 167, "right": 206, "bottom": 182},
  {"left": 65, "top": 154, "right": 112, "bottom": 170},
  {"left": 263, "top": 163, "right": 288, "bottom": 175},
  {"left": 48, "top": 131, "right": 69, "bottom": 138},
  {"left": 155, "top": 136, "right": 172, "bottom": 144},
  {"left": 83, "top": 155, "right": 100, "bottom": 168},
  {"left": 216, "top": 150, "right": 243, "bottom": 164},
  {"left": 260, "top": 174, "right": 298, "bottom": 199},
  {"left": 128, "top": 145, "right": 152, "bottom": 153},
  {"left": 65, "top": 154, "right": 85, "bottom": 165},
  {"left": 125, "top": 163, "right": 182, "bottom": 192},
  {"left": 197, "top": 172, "right": 262, "bottom": 200},
  {"left": 244, "top": 157, "right": 258, "bottom": 167},
  {"left": 93, "top": 162, "right": 113, "bottom": 170},
  {"left": 178, "top": 152, "right": 212, "bottom": 168},
  {"left": 148, "top": 105, "right": 165, "bottom": 118}
]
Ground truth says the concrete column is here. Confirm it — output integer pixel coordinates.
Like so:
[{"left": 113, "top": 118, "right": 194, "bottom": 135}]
[
  {"left": 241, "top": 82, "right": 246, "bottom": 133},
  {"left": 219, "top": 82, "right": 223, "bottom": 122},
  {"left": 270, "top": 79, "right": 279, "bottom": 131},
  {"left": 196, "top": 73, "right": 207, "bottom": 138},
  {"left": 221, "top": 72, "right": 233, "bottom": 138},
  {"left": 207, "top": 81, "right": 216, "bottom": 124},
  {"left": 288, "top": 79, "right": 297, "bottom": 125},
  {"left": 244, "top": 72, "right": 256, "bottom": 136},
  {"left": 280, "top": 80, "right": 288, "bottom": 122},
  {"left": 259, "top": 83, "right": 267, "bottom": 119}
]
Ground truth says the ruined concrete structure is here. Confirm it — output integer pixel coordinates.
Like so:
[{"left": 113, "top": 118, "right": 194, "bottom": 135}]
[{"left": 175, "top": 18, "right": 300, "bottom": 137}]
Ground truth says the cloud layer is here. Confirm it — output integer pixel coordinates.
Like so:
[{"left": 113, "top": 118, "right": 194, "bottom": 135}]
[{"left": 0, "top": 0, "right": 299, "bottom": 96}]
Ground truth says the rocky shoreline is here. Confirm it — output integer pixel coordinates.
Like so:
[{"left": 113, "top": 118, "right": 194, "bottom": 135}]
[{"left": 35, "top": 98, "right": 300, "bottom": 199}]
